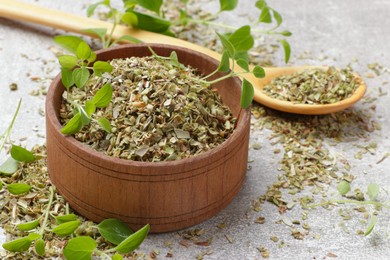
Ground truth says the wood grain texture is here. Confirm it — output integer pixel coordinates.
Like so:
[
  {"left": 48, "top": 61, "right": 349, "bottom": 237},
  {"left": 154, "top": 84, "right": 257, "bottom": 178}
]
[{"left": 46, "top": 44, "right": 250, "bottom": 233}]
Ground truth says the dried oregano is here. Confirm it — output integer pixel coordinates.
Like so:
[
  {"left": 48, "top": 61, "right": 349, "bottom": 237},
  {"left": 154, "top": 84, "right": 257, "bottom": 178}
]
[
  {"left": 60, "top": 55, "right": 236, "bottom": 162},
  {"left": 262, "top": 66, "right": 360, "bottom": 104}
]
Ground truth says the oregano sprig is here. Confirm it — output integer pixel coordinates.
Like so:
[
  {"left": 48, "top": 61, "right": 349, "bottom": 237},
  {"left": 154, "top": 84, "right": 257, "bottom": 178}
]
[{"left": 54, "top": 36, "right": 113, "bottom": 90}]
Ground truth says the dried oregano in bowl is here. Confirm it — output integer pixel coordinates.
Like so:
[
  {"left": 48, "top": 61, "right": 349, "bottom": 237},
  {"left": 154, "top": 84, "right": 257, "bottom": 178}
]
[{"left": 60, "top": 54, "right": 236, "bottom": 162}]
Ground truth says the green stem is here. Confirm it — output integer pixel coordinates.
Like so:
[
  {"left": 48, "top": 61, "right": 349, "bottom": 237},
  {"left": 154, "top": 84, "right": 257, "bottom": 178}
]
[
  {"left": 39, "top": 186, "right": 55, "bottom": 235},
  {"left": 309, "top": 199, "right": 390, "bottom": 210},
  {"left": 0, "top": 99, "right": 22, "bottom": 153}
]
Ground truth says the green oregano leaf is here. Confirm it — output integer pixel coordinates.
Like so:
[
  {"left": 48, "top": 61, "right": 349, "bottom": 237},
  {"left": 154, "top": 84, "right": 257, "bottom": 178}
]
[
  {"left": 76, "top": 41, "right": 92, "bottom": 60},
  {"left": 0, "top": 156, "right": 19, "bottom": 175},
  {"left": 112, "top": 253, "right": 124, "bottom": 260},
  {"left": 61, "top": 68, "right": 75, "bottom": 90},
  {"left": 58, "top": 55, "right": 78, "bottom": 70},
  {"left": 228, "top": 25, "right": 254, "bottom": 52},
  {"left": 367, "top": 183, "right": 380, "bottom": 201},
  {"left": 272, "top": 9, "right": 283, "bottom": 27},
  {"left": 61, "top": 113, "right": 83, "bottom": 135},
  {"left": 253, "top": 66, "right": 265, "bottom": 78},
  {"left": 98, "top": 218, "right": 134, "bottom": 245},
  {"left": 240, "top": 78, "right": 254, "bottom": 109},
  {"left": 219, "top": 0, "right": 238, "bottom": 12},
  {"left": 236, "top": 58, "right": 249, "bottom": 72},
  {"left": 97, "top": 118, "right": 112, "bottom": 133},
  {"left": 128, "top": 0, "right": 163, "bottom": 15},
  {"left": 56, "top": 214, "right": 78, "bottom": 224},
  {"left": 7, "top": 183, "right": 32, "bottom": 195},
  {"left": 116, "top": 35, "right": 143, "bottom": 44},
  {"left": 72, "top": 67, "right": 90, "bottom": 88},
  {"left": 216, "top": 32, "right": 235, "bottom": 57},
  {"left": 35, "top": 238, "right": 45, "bottom": 256},
  {"left": 52, "top": 220, "right": 81, "bottom": 237},
  {"left": 280, "top": 30, "right": 292, "bottom": 37},
  {"left": 217, "top": 51, "right": 230, "bottom": 72},
  {"left": 337, "top": 180, "right": 351, "bottom": 195},
  {"left": 54, "top": 35, "right": 84, "bottom": 54},
  {"left": 93, "top": 61, "right": 113, "bottom": 76},
  {"left": 83, "top": 28, "right": 107, "bottom": 42},
  {"left": 114, "top": 224, "right": 150, "bottom": 254},
  {"left": 10, "top": 145, "right": 36, "bottom": 163},
  {"left": 79, "top": 107, "right": 91, "bottom": 126},
  {"left": 259, "top": 6, "right": 272, "bottom": 23},
  {"left": 2, "top": 237, "right": 32, "bottom": 252},
  {"left": 0, "top": 182, "right": 2, "bottom": 190},
  {"left": 169, "top": 51, "right": 180, "bottom": 68},
  {"left": 365, "top": 214, "right": 378, "bottom": 236},
  {"left": 255, "top": 0, "right": 267, "bottom": 9},
  {"left": 84, "top": 100, "right": 96, "bottom": 117},
  {"left": 27, "top": 232, "right": 41, "bottom": 241},
  {"left": 278, "top": 39, "right": 291, "bottom": 63},
  {"left": 124, "top": 10, "right": 171, "bottom": 33},
  {"left": 63, "top": 236, "right": 97, "bottom": 260},
  {"left": 17, "top": 218, "right": 40, "bottom": 231},
  {"left": 92, "top": 83, "right": 113, "bottom": 108}
]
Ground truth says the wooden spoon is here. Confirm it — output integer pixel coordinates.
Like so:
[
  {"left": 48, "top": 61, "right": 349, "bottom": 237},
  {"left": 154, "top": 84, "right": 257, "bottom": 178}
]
[{"left": 0, "top": 0, "right": 366, "bottom": 115}]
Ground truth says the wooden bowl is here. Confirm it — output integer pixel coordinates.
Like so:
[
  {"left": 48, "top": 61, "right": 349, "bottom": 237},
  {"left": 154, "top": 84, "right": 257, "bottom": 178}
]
[{"left": 45, "top": 44, "right": 250, "bottom": 233}]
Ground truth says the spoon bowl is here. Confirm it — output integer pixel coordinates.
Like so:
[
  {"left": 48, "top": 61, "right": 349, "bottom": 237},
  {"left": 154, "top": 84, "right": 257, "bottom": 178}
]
[{"left": 0, "top": 0, "right": 367, "bottom": 114}]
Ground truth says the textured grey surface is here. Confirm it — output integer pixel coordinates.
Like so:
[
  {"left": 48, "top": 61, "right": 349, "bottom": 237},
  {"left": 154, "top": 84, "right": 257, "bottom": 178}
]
[{"left": 1, "top": 0, "right": 390, "bottom": 259}]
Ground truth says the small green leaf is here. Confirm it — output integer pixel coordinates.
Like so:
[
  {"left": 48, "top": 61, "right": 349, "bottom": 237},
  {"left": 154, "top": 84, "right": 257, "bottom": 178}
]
[
  {"left": 27, "top": 232, "right": 41, "bottom": 241},
  {"left": 92, "top": 83, "right": 113, "bottom": 108},
  {"left": 98, "top": 218, "right": 134, "bottom": 245},
  {"left": 115, "top": 224, "right": 149, "bottom": 254},
  {"left": 240, "top": 79, "right": 254, "bottom": 109},
  {"left": 52, "top": 220, "right": 81, "bottom": 237},
  {"left": 278, "top": 39, "right": 291, "bottom": 63},
  {"left": 2, "top": 237, "right": 32, "bottom": 252},
  {"left": 228, "top": 25, "right": 254, "bottom": 52},
  {"left": 97, "top": 118, "right": 112, "bottom": 133},
  {"left": 87, "top": 1, "right": 106, "bottom": 17},
  {"left": 365, "top": 214, "right": 378, "bottom": 236},
  {"left": 217, "top": 51, "right": 230, "bottom": 72},
  {"left": 76, "top": 41, "right": 92, "bottom": 60},
  {"left": 61, "top": 68, "right": 75, "bottom": 90},
  {"left": 93, "top": 61, "right": 113, "bottom": 76},
  {"left": 272, "top": 9, "right": 283, "bottom": 27},
  {"left": 236, "top": 58, "right": 249, "bottom": 72},
  {"left": 124, "top": 11, "right": 171, "bottom": 33},
  {"left": 54, "top": 35, "right": 84, "bottom": 54},
  {"left": 337, "top": 180, "right": 351, "bottom": 195},
  {"left": 280, "top": 30, "right": 292, "bottom": 37},
  {"left": 63, "top": 236, "right": 97, "bottom": 260},
  {"left": 253, "top": 66, "right": 265, "bottom": 78},
  {"left": 72, "top": 67, "right": 90, "bottom": 88},
  {"left": 84, "top": 100, "right": 96, "bottom": 117},
  {"left": 58, "top": 55, "right": 78, "bottom": 69},
  {"left": 219, "top": 0, "right": 238, "bottom": 12},
  {"left": 61, "top": 113, "right": 83, "bottom": 135},
  {"left": 79, "top": 106, "right": 92, "bottom": 126},
  {"left": 10, "top": 145, "right": 36, "bottom": 163},
  {"left": 17, "top": 218, "right": 40, "bottom": 231},
  {"left": 127, "top": 0, "right": 163, "bottom": 15},
  {"left": 259, "top": 6, "right": 272, "bottom": 23},
  {"left": 84, "top": 28, "right": 107, "bottom": 40},
  {"left": 367, "top": 183, "right": 380, "bottom": 201},
  {"left": 87, "top": 51, "right": 97, "bottom": 63},
  {"left": 7, "top": 183, "right": 31, "bottom": 195},
  {"left": 116, "top": 35, "right": 143, "bottom": 44},
  {"left": 35, "top": 238, "right": 45, "bottom": 256},
  {"left": 112, "top": 253, "right": 123, "bottom": 260},
  {"left": 255, "top": 0, "right": 266, "bottom": 9},
  {"left": 0, "top": 156, "right": 19, "bottom": 175},
  {"left": 216, "top": 32, "right": 235, "bottom": 57},
  {"left": 56, "top": 214, "right": 78, "bottom": 224},
  {"left": 0, "top": 182, "right": 2, "bottom": 190}
]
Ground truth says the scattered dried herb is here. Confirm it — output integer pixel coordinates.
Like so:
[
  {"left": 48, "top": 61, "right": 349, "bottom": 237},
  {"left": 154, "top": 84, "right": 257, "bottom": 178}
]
[{"left": 262, "top": 66, "right": 360, "bottom": 104}]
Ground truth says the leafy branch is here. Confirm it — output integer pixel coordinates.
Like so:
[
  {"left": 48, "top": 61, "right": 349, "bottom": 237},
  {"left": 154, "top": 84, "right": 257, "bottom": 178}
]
[{"left": 308, "top": 181, "right": 385, "bottom": 236}]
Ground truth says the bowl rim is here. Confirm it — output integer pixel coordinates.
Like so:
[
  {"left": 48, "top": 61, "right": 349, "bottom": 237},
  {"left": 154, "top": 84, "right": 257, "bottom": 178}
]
[{"left": 46, "top": 43, "right": 251, "bottom": 170}]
